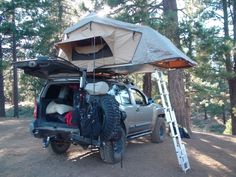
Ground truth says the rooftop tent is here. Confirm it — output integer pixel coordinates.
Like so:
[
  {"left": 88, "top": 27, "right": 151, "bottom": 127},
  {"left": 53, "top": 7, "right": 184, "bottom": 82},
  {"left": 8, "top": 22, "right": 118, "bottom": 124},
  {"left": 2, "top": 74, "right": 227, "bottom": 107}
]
[{"left": 55, "top": 14, "right": 197, "bottom": 73}]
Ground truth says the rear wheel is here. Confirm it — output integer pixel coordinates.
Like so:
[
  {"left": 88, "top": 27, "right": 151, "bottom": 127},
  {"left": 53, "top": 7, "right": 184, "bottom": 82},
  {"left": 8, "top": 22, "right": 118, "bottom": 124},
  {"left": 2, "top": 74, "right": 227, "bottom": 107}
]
[
  {"left": 47, "top": 140, "right": 71, "bottom": 155},
  {"left": 100, "top": 128, "right": 126, "bottom": 164},
  {"left": 151, "top": 117, "right": 166, "bottom": 143}
]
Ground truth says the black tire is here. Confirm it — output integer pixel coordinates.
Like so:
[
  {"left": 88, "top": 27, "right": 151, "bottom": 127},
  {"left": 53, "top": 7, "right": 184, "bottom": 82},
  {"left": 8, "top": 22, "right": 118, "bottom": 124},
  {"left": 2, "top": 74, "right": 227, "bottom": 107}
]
[
  {"left": 47, "top": 140, "right": 71, "bottom": 155},
  {"left": 99, "top": 95, "right": 121, "bottom": 141},
  {"left": 100, "top": 128, "right": 126, "bottom": 164},
  {"left": 151, "top": 117, "right": 166, "bottom": 143}
]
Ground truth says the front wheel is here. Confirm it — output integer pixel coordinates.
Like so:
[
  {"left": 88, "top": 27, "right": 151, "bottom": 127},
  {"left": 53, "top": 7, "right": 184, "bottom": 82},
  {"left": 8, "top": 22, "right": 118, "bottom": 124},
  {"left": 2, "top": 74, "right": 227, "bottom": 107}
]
[
  {"left": 151, "top": 117, "right": 166, "bottom": 143},
  {"left": 100, "top": 128, "right": 126, "bottom": 164},
  {"left": 47, "top": 140, "right": 71, "bottom": 155}
]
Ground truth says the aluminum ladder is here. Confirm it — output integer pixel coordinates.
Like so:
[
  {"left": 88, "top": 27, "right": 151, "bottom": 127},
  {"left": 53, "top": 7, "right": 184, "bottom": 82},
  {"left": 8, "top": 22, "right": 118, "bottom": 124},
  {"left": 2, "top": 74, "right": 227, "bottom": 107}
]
[{"left": 155, "top": 70, "right": 190, "bottom": 172}]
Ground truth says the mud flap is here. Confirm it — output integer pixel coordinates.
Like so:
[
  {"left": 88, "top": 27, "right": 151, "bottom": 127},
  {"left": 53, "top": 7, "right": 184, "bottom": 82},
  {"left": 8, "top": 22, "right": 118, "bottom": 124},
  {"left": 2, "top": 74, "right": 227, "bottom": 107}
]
[{"left": 42, "top": 137, "right": 51, "bottom": 148}]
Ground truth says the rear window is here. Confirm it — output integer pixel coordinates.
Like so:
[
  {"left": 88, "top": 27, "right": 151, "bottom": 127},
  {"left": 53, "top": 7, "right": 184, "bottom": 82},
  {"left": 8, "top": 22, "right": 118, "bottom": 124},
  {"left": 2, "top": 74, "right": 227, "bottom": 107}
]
[{"left": 44, "top": 83, "right": 79, "bottom": 100}]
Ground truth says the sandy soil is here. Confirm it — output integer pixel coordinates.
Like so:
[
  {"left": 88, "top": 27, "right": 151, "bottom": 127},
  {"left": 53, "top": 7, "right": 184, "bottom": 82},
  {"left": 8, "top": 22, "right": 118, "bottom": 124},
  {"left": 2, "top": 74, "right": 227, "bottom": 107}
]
[{"left": 0, "top": 118, "right": 236, "bottom": 177}]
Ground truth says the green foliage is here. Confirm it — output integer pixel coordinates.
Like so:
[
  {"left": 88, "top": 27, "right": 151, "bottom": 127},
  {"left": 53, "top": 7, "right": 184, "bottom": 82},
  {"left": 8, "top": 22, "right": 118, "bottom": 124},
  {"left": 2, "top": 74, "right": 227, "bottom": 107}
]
[
  {"left": 19, "top": 73, "right": 44, "bottom": 102},
  {"left": 223, "top": 118, "right": 232, "bottom": 135},
  {"left": 6, "top": 105, "right": 34, "bottom": 118},
  {"left": 105, "top": 0, "right": 124, "bottom": 7},
  {"left": 0, "top": 60, "right": 8, "bottom": 70},
  {"left": 192, "top": 119, "right": 206, "bottom": 129},
  {"left": 0, "top": 0, "right": 76, "bottom": 104},
  {"left": 178, "top": 0, "right": 233, "bottom": 121},
  {"left": 192, "top": 118, "right": 226, "bottom": 133},
  {"left": 208, "top": 124, "right": 225, "bottom": 134},
  {"left": 233, "top": 107, "right": 236, "bottom": 117}
]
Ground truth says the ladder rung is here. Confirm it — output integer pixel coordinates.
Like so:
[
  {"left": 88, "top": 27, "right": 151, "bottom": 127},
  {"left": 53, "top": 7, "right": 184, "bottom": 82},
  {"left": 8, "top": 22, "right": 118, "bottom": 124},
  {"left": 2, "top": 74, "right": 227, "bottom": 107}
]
[
  {"left": 164, "top": 108, "right": 173, "bottom": 112},
  {"left": 160, "top": 93, "right": 169, "bottom": 96},
  {"left": 159, "top": 80, "right": 166, "bottom": 83},
  {"left": 177, "top": 154, "right": 188, "bottom": 159},
  {"left": 167, "top": 120, "right": 174, "bottom": 124}
]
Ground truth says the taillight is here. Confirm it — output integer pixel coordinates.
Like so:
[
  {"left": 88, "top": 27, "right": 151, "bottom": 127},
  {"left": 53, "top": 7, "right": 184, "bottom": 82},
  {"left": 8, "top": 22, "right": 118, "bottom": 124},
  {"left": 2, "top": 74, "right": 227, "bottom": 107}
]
[{"left": 34, "top": 99, "right": 38, "bottom": 119}]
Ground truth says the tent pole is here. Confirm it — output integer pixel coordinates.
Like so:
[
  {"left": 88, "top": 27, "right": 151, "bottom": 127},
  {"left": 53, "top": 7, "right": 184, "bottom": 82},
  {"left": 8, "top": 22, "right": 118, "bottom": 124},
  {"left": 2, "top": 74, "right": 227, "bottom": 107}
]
[{"left": 93, "top": 36, "right": 96, "bottom": 94}]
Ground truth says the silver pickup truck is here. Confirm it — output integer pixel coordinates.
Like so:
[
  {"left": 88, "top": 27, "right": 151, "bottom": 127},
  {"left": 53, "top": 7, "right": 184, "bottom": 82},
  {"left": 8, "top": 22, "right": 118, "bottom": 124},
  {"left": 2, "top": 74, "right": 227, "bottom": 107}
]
[{"left": 16, "top": 57, "right": 166, "bottom": 164}]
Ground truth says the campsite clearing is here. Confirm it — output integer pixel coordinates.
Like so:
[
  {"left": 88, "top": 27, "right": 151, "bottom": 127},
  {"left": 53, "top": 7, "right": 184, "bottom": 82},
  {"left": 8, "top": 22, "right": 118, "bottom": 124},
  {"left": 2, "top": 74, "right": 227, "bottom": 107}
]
[{"left": 0, "top": 118, "right": 235, "bottom": 177}]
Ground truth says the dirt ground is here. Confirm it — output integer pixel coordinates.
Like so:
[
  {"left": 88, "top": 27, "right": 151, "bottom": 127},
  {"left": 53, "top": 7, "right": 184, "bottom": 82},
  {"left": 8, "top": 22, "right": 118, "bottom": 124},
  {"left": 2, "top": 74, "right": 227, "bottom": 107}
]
[{"left": 0, "top": 118, "right": 236, "bottom": 177}]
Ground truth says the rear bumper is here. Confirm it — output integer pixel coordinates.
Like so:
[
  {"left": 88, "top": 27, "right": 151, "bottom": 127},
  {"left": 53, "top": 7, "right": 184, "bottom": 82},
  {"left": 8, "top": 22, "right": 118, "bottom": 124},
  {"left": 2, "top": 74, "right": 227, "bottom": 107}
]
[
  {"left": 29, "top": 120, "right": 100, "bottom": 146},
  {"left": 29, "top": 120, "right": 79, "bottom": 138}
]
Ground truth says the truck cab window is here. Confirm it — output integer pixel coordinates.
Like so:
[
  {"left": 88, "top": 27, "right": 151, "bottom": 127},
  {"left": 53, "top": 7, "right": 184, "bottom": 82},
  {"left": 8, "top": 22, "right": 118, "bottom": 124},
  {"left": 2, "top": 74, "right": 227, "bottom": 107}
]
[
  {"left": 109, "top": 85, "right": 131, "bottom": 105},
  {"left": 131, "top": 89, "right": 146, "bottom": 105}
]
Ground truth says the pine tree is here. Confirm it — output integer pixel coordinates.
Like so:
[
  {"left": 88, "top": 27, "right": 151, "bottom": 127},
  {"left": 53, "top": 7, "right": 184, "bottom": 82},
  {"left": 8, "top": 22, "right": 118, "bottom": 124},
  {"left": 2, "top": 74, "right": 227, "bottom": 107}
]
[
  {"left": 0, "top": 0, "right": 76, "bottom": 116},
  {"left": 0, "top": 33, "right": 5, "bottom": 117}
]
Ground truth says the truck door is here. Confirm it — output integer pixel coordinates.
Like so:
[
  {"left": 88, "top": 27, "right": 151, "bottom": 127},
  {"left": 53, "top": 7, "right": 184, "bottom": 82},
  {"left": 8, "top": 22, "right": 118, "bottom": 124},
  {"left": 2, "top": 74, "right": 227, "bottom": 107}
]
[{"left": 130, "top": 88, "right": 153, "bottom": 132}]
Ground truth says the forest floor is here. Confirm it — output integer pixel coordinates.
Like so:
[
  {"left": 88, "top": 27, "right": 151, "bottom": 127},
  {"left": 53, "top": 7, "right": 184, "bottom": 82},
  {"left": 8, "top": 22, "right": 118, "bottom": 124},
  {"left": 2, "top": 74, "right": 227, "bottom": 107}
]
[{"left": 0, "top": 118, "right": 236, "bottom": 177}]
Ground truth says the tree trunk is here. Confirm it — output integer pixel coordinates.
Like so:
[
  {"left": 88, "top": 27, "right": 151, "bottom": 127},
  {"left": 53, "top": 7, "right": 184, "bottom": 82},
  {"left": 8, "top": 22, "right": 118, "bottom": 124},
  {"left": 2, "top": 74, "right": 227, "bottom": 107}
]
[
  {"left": 163, "top": 0, "right": 191, "bottom": 132},
  {"left": 12, "top": 0, "right": 19, "bottom": 118},
  {"left": 0, "top": 36, "right": 6, "bottom": 117},
  {"left": 204, "top": 105, "right": 208, "bottom": 120},
  {"left": 229, "top": 79, "right": 236, "bottom": 134},
  {"left": 143, "top": 73, "right": 152, "bottom": 98},
  {"left": 168, "top": 70, "right": 189, "bottom": 126},
  {"left": 231, "top": 0, "right": 236, "bottom": 135},
  {"left": 222, "top": 0, "right": 236, "bottom": 134},
  {"left": 141, "top": 4, "right": 152, "bottom": 99},
  {"left": 222, "top": 105, "right": 226, "bottom": 124}
]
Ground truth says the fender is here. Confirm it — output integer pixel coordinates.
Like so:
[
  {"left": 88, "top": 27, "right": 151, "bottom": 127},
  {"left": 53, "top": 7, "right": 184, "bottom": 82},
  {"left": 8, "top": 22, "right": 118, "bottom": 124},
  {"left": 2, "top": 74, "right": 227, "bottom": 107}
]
[{"left": 151, "top": 104, "right": 165, "bottom": 131}]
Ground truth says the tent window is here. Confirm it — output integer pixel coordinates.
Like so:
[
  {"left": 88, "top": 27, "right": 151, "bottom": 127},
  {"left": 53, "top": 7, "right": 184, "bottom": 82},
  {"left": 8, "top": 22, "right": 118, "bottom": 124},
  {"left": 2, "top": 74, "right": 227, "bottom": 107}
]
[{"left": 72, "top": 36, "right": 113, "bottom": 61}]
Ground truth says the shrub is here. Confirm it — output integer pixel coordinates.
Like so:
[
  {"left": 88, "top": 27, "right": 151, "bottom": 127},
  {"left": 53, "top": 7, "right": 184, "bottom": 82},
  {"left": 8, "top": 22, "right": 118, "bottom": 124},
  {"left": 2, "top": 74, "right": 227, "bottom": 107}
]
[
  {"left": 223, "top": 119, "right": 232, "bottom": 135},
  {"left": 209, "top": 124, "right": 225, "bottom": 134},
  {"left": 6, "top": 105, "right": 34, "bottom": 118}
]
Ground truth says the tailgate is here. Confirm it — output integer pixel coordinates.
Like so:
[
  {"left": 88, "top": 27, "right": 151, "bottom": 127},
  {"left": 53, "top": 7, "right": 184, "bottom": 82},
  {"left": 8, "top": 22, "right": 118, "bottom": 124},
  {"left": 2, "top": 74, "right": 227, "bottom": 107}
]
[{"left": 15, "top": 57, "right": 81, "bottom": 79}]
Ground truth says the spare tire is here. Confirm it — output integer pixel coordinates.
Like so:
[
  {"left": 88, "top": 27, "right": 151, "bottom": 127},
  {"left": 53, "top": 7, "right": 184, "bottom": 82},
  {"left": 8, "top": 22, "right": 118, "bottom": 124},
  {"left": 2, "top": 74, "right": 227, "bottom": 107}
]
[{"left": 99, "top": 95, "right": 121, "bottom": 141}]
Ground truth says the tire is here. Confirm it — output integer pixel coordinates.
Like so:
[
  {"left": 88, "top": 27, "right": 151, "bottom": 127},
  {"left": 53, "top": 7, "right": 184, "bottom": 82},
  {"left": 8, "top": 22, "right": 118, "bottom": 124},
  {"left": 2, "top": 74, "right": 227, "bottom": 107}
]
[
  {"left": 99, "top": 95, "right": 121, "bottom": 141},
  {"left": 151, "top": 117, "right": 166, "bottom": 143},
  {"left": 47, "top": 140, "right": 71, "bottom": 155},
  {"left": 99, "top": 128, "right": 126, "bottom": 164}
]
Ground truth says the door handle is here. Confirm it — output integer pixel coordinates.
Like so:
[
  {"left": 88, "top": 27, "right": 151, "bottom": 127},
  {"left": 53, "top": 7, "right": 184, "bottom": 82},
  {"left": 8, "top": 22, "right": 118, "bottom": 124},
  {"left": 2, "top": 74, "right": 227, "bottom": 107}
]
[{"left": 136, "top": 107, "right": 140, "bottom": 112}]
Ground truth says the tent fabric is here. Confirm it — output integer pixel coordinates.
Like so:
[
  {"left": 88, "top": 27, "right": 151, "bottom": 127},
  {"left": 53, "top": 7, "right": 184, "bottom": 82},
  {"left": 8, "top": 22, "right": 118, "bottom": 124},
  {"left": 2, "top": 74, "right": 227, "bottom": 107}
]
[
  {"left": 55, "top": 13, "right": 197, "bottom": 73},
  {"left": 56, "top": 22, "right": 141, "bottom": 71}
]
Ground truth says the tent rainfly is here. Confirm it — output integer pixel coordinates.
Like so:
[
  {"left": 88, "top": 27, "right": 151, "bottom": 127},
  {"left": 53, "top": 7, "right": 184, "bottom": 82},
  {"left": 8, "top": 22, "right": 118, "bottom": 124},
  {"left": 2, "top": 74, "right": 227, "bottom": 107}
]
[{"left": 55, "top": 14, "right": 197, "bottom": 73}]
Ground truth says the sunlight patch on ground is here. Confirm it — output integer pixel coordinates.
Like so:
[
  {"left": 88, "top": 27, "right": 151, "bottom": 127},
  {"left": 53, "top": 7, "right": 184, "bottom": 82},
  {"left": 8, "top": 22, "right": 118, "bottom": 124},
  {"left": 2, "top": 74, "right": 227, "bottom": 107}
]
[
  {"left": 211, "top": 144, "right": 222, "bottom": 150},
  {"left": 67, "top": 149, "right": 98, "bottom": 161},
  {"left": 195, "top": 131, "right": 236, "bottom": 144},
  {"left": 190, "top": 147, "right": 233, "bottom": 174},
  {"left": 0, "top": 147, "right": 28, "bottom": 158},
  {"left": 0, "top": 133, "right": 14, "bottom": 142},
  {"left": 129, "top": 137, "right": 150, "bottom": 144},
  {"left": 199, "top": 138, "right": 211, "bottom": 143},
  {"left": 0, "top": 149, "right": 6, "bottom": 157},
  {"left": 0, "top": 119, "right": 21, "bottom": 125}
]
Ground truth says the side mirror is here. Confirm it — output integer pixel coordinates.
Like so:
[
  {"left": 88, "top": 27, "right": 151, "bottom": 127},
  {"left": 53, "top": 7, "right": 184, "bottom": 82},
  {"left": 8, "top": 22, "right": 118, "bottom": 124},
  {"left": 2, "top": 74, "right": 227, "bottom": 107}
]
[{"left": 148, "top": 98, "right": 154, "bottom": 104}]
